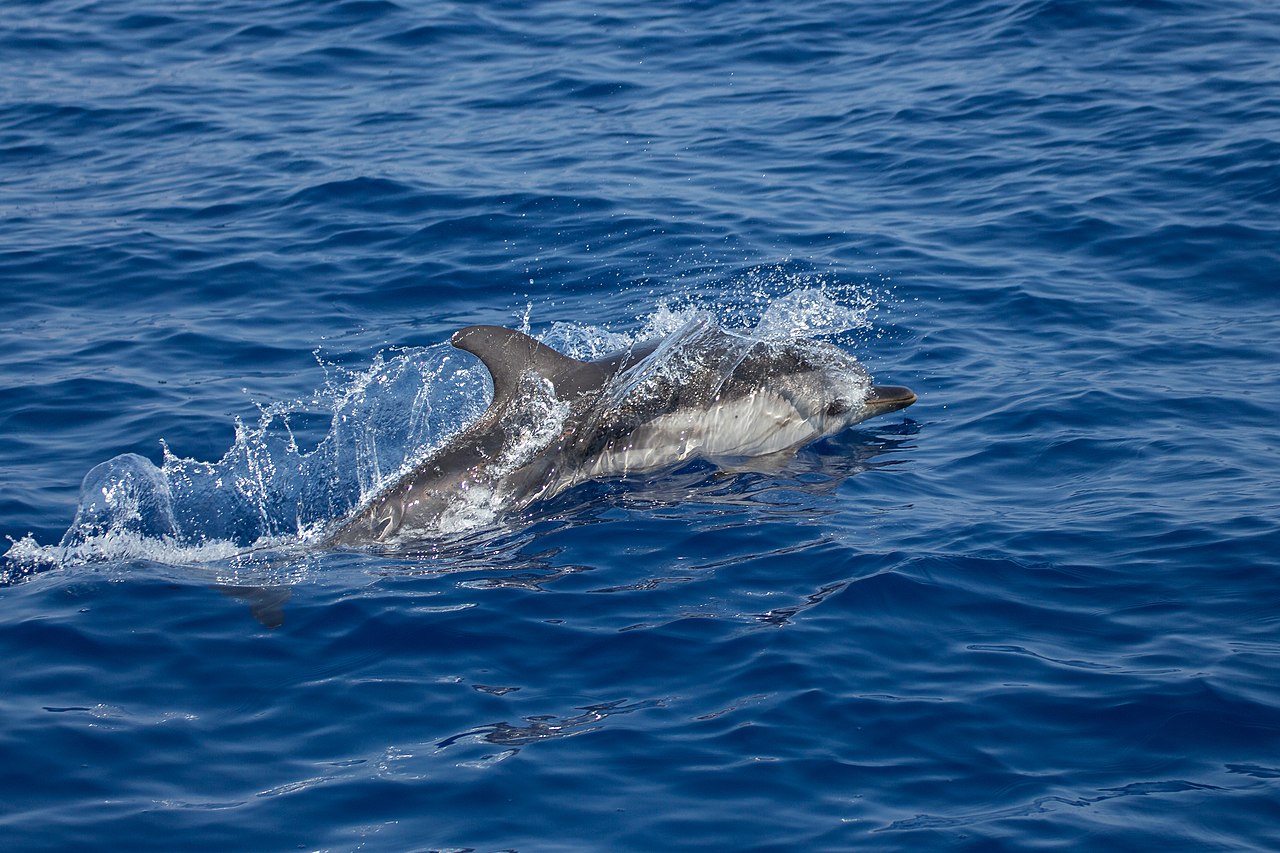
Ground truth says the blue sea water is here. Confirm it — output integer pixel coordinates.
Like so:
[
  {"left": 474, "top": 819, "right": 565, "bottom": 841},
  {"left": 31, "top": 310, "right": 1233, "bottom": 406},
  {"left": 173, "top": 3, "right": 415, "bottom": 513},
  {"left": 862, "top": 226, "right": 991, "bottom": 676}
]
[{"left": 3, "top": 0, "right": 1280, "bottom": 849}]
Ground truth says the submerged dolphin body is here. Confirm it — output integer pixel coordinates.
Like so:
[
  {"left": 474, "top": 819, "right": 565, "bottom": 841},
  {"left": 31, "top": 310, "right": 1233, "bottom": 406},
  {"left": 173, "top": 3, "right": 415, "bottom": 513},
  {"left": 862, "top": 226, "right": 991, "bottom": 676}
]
[{"left": 327, "top": 319, "right": 915, "bottom": 545}]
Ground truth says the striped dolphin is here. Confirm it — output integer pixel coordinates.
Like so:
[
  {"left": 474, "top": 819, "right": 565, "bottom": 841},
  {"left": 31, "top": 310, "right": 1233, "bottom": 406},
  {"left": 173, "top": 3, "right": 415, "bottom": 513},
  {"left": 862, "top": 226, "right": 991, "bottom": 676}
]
[{"left": 327, "top": 318, "right": 914, "bottom": 545}]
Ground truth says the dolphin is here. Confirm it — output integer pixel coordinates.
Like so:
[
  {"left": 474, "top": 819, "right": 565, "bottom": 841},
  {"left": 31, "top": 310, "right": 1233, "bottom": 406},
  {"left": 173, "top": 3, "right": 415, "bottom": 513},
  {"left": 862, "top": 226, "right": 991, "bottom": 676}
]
[{"left": 327, "top": 318, "right": 914, "bottom": 545}]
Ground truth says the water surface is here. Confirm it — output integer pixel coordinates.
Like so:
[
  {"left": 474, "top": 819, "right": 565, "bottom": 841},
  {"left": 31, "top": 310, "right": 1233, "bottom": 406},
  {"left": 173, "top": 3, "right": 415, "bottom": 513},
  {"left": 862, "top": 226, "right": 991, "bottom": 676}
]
[{"left": 3, "top": 1, "right": 1279, "bottom": 850}]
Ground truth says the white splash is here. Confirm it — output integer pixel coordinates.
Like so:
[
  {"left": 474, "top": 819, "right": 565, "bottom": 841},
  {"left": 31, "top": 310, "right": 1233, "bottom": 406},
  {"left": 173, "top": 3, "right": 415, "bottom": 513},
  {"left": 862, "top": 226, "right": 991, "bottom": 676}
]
[{"left": 3, "top": 270, "right": 887, "bottom": 574}]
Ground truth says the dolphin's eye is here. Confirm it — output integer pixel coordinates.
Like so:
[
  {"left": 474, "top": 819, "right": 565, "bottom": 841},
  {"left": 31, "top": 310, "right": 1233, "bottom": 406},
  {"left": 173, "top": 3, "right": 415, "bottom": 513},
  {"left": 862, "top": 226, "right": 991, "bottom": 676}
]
[{"left": 826, "top": 399, "right": 851, "bottom": 417}]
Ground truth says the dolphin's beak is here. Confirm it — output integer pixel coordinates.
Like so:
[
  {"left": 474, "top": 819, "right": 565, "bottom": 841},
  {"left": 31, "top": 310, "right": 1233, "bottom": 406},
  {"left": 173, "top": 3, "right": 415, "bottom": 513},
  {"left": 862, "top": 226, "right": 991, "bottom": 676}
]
[{"left": 865, "top": 385, "right": 916, "bottom": 417}]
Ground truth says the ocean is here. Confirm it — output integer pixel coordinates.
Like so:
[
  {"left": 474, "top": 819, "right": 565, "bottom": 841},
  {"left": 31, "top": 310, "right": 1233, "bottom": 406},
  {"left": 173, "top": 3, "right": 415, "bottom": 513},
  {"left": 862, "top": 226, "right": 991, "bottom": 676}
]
[{"left": 2, "top": 0, "right": 1279, "bottom": 849}]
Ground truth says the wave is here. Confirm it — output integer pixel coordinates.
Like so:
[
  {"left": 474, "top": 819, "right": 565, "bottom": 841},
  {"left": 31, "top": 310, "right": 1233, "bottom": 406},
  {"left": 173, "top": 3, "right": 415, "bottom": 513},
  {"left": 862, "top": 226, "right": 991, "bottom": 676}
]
[{"left": 3, "top": 276, "right": 895, "bottom": 580}]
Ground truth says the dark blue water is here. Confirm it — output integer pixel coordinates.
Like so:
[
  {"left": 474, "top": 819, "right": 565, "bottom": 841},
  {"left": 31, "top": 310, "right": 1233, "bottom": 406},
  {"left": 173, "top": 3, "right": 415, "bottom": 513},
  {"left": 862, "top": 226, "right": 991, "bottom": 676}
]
[{"left": 4, "top": 0, "right": 1280, "bottom": 849}]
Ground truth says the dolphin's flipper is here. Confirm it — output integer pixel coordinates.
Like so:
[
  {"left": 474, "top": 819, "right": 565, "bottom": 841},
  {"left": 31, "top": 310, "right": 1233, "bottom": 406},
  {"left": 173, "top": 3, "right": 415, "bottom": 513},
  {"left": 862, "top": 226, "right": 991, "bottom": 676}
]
[
  {"left": 451, "top": 325, "right": 612, "bottom": 404},
  {"left": 215, "top": 585, "right": 293, "bottom": 629},
  {"left": 713, "top": 446, "right": 801, "bottom": 475}
]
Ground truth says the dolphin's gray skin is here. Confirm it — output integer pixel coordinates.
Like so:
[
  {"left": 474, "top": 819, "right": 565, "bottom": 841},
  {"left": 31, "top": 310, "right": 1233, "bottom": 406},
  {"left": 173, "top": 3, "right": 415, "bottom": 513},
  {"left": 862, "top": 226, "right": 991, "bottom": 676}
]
[{"left": 327, "top": 319, "right": 914, "bottom": 545}]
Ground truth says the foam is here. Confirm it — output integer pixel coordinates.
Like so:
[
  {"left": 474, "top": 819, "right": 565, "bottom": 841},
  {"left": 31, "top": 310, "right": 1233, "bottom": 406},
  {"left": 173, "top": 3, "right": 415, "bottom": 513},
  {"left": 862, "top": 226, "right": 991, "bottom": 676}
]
[{"left": 5, "top": 274, "right": 884, "bottom": 572}]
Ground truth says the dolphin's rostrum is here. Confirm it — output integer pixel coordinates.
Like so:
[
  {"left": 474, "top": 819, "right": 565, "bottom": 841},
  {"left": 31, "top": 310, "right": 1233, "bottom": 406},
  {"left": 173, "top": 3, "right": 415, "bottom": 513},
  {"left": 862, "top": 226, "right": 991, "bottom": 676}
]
[{"left": 327, "top": 317, "right": 914, "bottom": 545}]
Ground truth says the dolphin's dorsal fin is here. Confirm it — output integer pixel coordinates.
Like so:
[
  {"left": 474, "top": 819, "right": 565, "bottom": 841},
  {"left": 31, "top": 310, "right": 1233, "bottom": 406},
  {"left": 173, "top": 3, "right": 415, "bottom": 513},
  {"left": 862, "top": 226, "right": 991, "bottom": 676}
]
[{"left": 451, "top": 325, "right": 609, "bottom": 404}]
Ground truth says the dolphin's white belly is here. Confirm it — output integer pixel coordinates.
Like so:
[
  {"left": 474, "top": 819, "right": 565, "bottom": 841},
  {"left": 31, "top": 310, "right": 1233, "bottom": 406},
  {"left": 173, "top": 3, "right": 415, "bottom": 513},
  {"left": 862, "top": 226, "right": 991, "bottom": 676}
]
[{"left": 579, "top": 390, "right": 822, "bottom": 479}]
